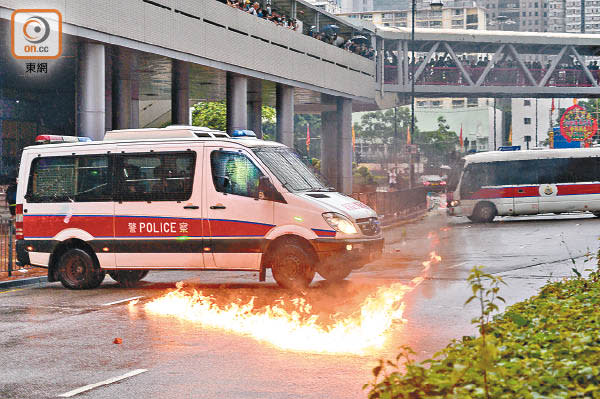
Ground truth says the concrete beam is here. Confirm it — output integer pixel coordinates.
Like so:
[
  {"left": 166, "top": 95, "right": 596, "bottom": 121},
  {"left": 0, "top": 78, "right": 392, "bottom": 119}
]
[{"left": 77, "top": 42, "right": 105, "bottom": 141}]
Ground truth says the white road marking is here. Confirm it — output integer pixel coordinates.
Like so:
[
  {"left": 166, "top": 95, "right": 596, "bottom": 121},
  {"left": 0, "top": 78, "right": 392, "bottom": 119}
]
[
  {"left": 102, "top": 296, "right": 144, "bottom": 306},
  {"left": 57, "top": 369, "right": 148, "bottom": 397}
]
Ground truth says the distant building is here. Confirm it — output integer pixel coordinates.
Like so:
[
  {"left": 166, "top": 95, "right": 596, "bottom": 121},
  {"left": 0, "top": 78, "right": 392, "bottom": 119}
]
[
  {"left": 478, "top": 0, "right": 549, "bottom": 32},
  {"left": 510, "top": 98, "right": 576, "bottom": 148},
  {"left": 337, "top": 4, "right": 486, "bottom": 30},
  {"left": 309, "top": 0, "right": 343, "bottom": 14}
]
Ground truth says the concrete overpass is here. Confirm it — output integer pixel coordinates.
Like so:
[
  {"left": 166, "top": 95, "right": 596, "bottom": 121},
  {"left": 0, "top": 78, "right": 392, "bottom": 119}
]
[{"left": 376, "top": 27, "right": 600, "bottom": 100}]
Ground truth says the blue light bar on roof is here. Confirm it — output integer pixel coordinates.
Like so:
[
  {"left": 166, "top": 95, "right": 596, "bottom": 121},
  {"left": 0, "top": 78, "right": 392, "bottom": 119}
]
[
  {"left": 497, "top": 146, "right": 521, "bottom": 151},
  {"left": 231, "top": 129, "right": 257, "bottom": 138}
]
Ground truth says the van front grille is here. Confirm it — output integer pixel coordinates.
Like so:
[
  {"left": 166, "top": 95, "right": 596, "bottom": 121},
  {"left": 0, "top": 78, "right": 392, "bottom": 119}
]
[{"left": 356, "top": 217, "right": 381, "bottom": 236}]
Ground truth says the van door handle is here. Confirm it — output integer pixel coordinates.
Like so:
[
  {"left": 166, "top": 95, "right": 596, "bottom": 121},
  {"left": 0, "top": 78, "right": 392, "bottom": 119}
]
[
  {"left": 183, "top": 205, "right": 199, "bottom": 210},
  {"left": 517, "top": 189, "right": 524, "bottom": 193},
  {"left": 210, "top": 205, "right": 226, "bottom": 210}
]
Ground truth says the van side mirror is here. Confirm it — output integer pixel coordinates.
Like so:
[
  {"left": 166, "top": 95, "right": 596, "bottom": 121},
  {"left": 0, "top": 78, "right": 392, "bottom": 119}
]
[{"left": 258, "top": 176, "right": 286, "bottom": 203}]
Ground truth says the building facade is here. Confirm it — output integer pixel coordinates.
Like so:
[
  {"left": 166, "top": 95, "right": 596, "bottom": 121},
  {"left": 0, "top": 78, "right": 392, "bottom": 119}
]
[{"left": 338, "top": 4, "right": 486, "bottom": 30}]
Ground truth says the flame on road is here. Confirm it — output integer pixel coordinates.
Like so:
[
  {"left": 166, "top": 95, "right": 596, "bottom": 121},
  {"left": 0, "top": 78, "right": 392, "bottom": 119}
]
[{"left": 141, "top": 252, "right": 441, "bottom": 355}]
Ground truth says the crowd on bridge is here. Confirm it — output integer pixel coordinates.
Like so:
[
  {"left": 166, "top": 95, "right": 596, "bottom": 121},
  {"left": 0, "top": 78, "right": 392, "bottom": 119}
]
[
  {"left": 308, "top": 27, "right": 375, "bottom": 59},
  {"left": 221, "top": 0, "right": 303, "bottom": 30},
  {"left": 219, "top": 0, "right": 375, "bottom": 59},
  {"left": 384, "top": 52, "right": 600, "bottom": 86}
]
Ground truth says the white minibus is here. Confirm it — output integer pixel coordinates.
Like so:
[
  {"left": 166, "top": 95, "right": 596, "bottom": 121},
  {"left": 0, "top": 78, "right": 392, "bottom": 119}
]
[
  {"left": 447, "top": 148, "right": 600, "bottom": 222},
  {"left": 15, "top": 127, "right": 383, "bottom": 289}
]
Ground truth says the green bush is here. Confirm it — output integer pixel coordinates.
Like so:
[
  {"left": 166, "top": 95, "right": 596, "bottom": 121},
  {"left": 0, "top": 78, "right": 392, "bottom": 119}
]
[{"left": 366, "top": 270, "right": 600, "bottom": 399}]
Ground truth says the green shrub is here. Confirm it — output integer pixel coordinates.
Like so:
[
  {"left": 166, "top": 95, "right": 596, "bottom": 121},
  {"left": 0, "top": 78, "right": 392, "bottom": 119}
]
[{"left": 366, "top": 270, "right": 600, "bottom": 399}]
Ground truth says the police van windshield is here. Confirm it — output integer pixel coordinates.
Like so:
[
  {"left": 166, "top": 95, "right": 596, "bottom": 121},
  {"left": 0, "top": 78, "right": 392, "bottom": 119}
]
[{"left": 252, "top": 147, "right": 332, "bottom": 192}]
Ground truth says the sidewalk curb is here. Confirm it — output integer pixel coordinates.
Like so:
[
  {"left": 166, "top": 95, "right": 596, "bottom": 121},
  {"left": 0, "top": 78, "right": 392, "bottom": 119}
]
[
  {"left": 0, "top": 276, "right": 48, "bottom": 290},
  {"left": 382, "top": 209, "right": 428, "bottom": 231}
]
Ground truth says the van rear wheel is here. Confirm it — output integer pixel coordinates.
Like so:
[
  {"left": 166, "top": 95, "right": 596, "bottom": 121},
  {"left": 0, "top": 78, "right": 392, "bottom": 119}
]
[
  {"left": 271, "top": 241, "right": 315, "bottom": 290},
  {"left": 58, "top": 248, "right": 103, "bottom": 290},
  {"left": 109, "top": 270, "right": 149, "bottom": 287}
]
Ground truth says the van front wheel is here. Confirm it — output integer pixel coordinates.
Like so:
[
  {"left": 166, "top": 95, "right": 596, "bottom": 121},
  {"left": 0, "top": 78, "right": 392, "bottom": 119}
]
[
  {"left": 271, "top": 242, "right": 315, "bottom": 290},
  {"left": 109, "top": 270, "right": 149, "bottom": 287},
  {"left": 58, "top": 248, "right": 102, "bottom": 290}
]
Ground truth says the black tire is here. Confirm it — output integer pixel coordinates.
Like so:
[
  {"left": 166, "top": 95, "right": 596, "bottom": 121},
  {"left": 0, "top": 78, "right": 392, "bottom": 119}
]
[
  {"left": 271, "top": 241, "right": 315, "bottom": 290},
  {"left": 471, "top": 203, "right": 496, "bottom": 223},
  {"left": 58, "top": 248, "right": 103, "bottom": 290},
  {"left": 593, "top": 212, "right": 600, "bottom": 218},
  {"left": 109, "top": 270, "right": 148, "bottom": 287},
  {"left": 318, "top": 264, "right": 353, "bottom": 282}
]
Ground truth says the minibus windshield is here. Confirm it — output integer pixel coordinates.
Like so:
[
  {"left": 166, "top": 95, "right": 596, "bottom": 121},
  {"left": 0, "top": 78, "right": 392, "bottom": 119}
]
[{"left": 252, "top": 147, "right": 332, "bottom": 192}]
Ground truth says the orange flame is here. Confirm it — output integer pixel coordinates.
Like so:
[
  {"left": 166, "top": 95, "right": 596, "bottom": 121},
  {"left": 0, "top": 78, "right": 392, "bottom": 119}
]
[{"left": 140, "top": 252, "right": 441, "bottom": 355}]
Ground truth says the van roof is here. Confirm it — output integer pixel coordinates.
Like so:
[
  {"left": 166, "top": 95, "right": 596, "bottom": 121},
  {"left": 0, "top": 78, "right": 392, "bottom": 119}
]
[{"left": 23, "top": 127, "right": 287, "bottom": 152}]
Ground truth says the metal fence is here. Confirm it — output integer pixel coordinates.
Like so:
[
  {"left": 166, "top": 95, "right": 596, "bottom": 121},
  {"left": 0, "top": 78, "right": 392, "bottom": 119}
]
[
  {"left": 0, "top": 217, "right": 15, "bottom": 276},
  {"left": 351, "top": 187, "right": 429, "bottom": 226}
]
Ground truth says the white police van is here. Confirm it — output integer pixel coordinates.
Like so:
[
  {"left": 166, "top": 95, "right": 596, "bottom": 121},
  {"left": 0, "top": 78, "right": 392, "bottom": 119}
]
[{"left": 15, "top": 127, "right": 383, "bottom": 289}]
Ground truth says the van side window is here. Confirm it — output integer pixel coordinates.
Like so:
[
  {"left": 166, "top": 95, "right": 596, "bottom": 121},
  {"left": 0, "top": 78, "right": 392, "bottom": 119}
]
[
  {"left": 27, "top": 155, "right": 110, "bottom": 202},
  {"left": 210, "top": 151, "right": 262, "bottom": 198},
  {"left": 117, "top": 152, "right": 195, "bottom": 202}
]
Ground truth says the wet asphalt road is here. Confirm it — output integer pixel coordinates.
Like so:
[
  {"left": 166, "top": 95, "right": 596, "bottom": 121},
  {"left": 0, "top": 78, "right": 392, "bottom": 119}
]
[{"left": 0, "top": 211, "right": 598, "bottom": 399}]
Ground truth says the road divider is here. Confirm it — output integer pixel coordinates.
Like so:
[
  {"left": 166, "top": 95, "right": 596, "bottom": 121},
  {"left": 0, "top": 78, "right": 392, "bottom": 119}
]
[{"left": 57, "top": 369, "right": 148, "bottom": 397}]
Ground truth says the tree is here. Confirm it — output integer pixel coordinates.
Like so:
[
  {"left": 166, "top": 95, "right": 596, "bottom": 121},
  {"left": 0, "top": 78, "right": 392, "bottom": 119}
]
[
  {"left": 417, "top": 116, "right": 459, "bottom": 167},
  {"left": 353, "top": 107, "right": 414, "bottom": 166},
  {"left": 191, "top": 101, "right": 276, "bottom": 138},
  {"left": 192, "top": 101, "right": 227, "bottom": 131}
]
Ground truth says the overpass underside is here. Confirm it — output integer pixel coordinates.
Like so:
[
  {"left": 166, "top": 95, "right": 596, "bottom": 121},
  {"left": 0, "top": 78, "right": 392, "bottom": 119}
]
[
  {"left": 0, "top": 0, "right": 377, "bottom": 192},
  {"left": 378, "top": 29, "right": 600, "bottom": 99}
]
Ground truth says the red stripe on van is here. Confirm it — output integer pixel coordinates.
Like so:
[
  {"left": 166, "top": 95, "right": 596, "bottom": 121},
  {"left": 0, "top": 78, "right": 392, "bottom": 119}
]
[
  {"left": 205, "top": 219, "right": 273, "bottom": 237},
  {"left": 23, "top": 215, "right": 113, "bottom": 238},
  {"left": 23, "top": 215, "right": 275, "bottom": 238}
]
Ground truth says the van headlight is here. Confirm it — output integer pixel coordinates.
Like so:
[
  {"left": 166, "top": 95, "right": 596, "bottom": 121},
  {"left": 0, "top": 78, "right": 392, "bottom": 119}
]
[
  {"left": 322, "top": 212, "right": 358, "bottom": 234},
  {"left": 450, "top": 200, "right": 460, "bottom": 207}
]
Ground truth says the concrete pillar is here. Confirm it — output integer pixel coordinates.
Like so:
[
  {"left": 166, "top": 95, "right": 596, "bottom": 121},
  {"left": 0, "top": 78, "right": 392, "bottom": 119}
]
[
  {"left": 320, "top": 94, "right": 338, "bottom": 189},
  {"left": 171, "top": 59, "right": 190, "bottom": 125},
  {"left": 104, "top": 47, "right": 112, "bottom": 132},
  {"left": 130, "top": 58, "right": 139, "bottom": 129},
  {"left": 226, "top": 73, "right": 248, "bottom": 133},
  {"left": 112, "top": 48, "right": 137, "bottom": 130},
  {"left": 276, "top": 84, "right": 294, "bottom": 147},
  {"left": 247, "top": 79, "right": 262, "bottom": 138},
  {"left": 77, "top": 42, "right": 105, "bottom": 141},
  {"left": 337, "top": 97, "right": 353, "bottom": 194},
  {"left": 320, "top": 94, "right": 353, "bottom": 194}
]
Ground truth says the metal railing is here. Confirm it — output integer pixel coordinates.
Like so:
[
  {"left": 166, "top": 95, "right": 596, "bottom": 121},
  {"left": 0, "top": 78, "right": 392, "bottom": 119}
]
[
  {"left": 351, "top": 187, "right": 429, "bottom": 226},
  {"left": 384, "top": 65, "right": 600, "bottom": 87},
  {"left": 0, "top": 217, "right": 15, "bottom": 276}
]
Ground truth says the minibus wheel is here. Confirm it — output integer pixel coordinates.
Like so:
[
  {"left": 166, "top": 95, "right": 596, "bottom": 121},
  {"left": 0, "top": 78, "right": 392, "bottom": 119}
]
[
  {"left": 471, "top": 202, "right": 496, "bottom": 223},
  {"left": 271, "top": 240, "right": 315, "bottom": 290},
  {"left": 109, "top": 270, "right": 149, "bottom": 287},
  {"left": 58, "top": 248, "right": 102, "bottom": 290}
]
